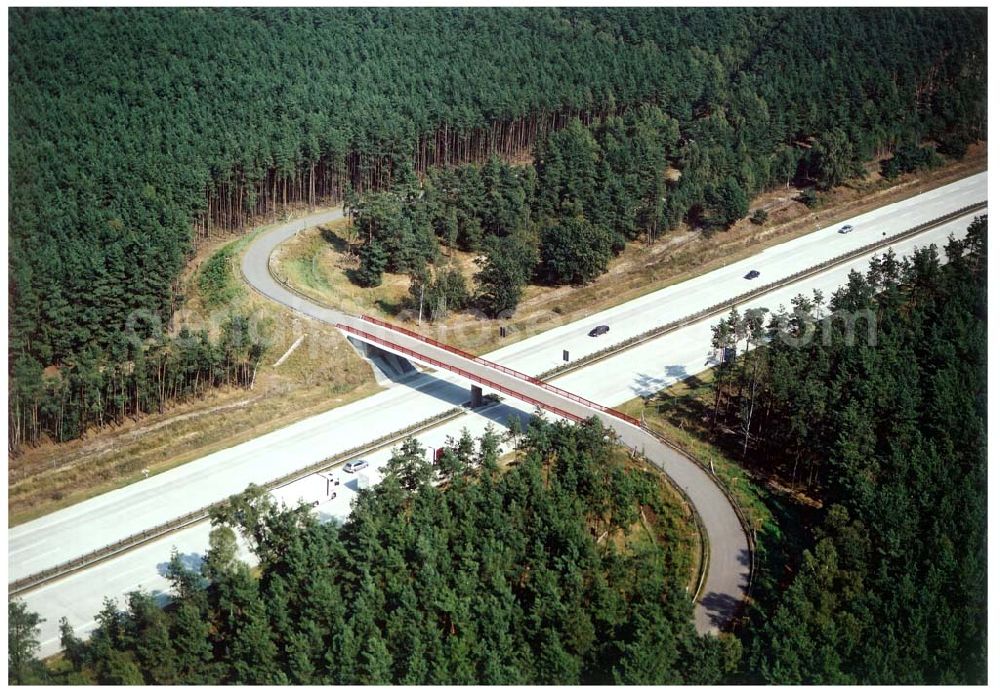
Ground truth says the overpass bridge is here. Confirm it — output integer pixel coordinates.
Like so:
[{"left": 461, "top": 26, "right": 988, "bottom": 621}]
[
  {"left": 337, "top": 314, "right": 752, "bottom": 635},
  {"left": 339, "top": 316, "right": 639, "bottom": 427}
]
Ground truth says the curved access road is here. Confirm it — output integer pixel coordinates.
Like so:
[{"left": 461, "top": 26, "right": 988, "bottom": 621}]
[{"left": 241, "top": 210, "right": 751, "bottom": 634}]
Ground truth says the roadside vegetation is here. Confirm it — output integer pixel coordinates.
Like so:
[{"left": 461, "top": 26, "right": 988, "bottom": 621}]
[
  {"left": 196, "top": 245, "right": 241, "bottom": 311},
  {"left": 5, "top": 8, "right": 987, "bottom": 682},
  {"left": 9, "top": 222, "right": 986, "bottom": 683},
  {"left": 339, "top": 104, "right": 982, "bottom": 324},
  {"left": 278, "top": 144, "right": 985, "bottom": 354},
  {"left": 739, "top": 222, "right": 987, "bottom": 683},
  {"left": 13, "top": 418, "right": 738, "bottom": 685},
  {"left": 618, "top": 371, "right": 812, "bottom": 608}
]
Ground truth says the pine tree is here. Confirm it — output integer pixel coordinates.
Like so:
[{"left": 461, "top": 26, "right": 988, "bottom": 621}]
[
  {"left": 355, "top": 238, "right": 388, "bottom": 288},
  {"left": 8, "top": 601, "right": 44, "bottom": 685},
  {"left": 538, "top": 217, "right": 615, "bottom": 285},
  {"left": 383, "top": 438, "right": 433, "bottom": 492}
]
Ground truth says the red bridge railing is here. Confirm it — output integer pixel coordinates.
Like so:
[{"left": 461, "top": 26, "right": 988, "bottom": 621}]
[{"left": 341, "top": 318, "right": 640, "bottom": 427}]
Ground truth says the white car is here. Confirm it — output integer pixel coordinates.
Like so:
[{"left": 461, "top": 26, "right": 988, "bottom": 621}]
[
  {"left": 344, "top": 459, "right": 369, "bottom": 473},
  {"left": 837, "top": 224, "right": 854, "bottom": 234}
]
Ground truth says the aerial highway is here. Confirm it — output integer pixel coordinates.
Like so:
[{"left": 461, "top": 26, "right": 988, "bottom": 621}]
[{"left": 11, "top": 171, "right": 986, "bottom": 656}]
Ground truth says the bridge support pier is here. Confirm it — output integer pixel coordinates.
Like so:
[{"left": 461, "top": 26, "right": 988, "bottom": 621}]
[{"left": 470, "top": 385, "right": 483, "bottom": 408}]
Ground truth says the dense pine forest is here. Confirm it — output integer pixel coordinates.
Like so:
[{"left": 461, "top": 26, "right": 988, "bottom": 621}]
[
  {"left": 11, "top": 419, "right": 739, "bottom": 685},
  {"left": 8, "top": 8, "right": 986, "bottom": 451},
  {"left": 712, "top": 219, "right": 988, "bottom": 683}
]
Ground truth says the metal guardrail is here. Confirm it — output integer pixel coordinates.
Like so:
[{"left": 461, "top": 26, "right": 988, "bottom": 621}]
[
  {"left": 350, "top": 318, "right": 718, "bottom": 610},
  {"left": 540, "top": 203, "right": 987, "bottom": 622},
  {"left": 8, "top": 508, "right": 216, "bottom": 597},
  {"left": 536, "top": 201, "right": 987, "bottom": 381},
  {"left": 342, "top": 320, "right": 725, "bottom": 610},
  {"left": 277, "top": 202, "right": 984, "bottom": 622},
  {"left": 639, "top": 449, "right": 711, "bottom": 603},
  {"left": 9, "top": 406, "right": 470, "bottom": 596},
  {"left": 257, "top": 232, "right": 348, "bottom": 317},
  {"left": 338, "top": 323, "right": 591, "bottom": 425},
  {"left": 555, "top": 202, "right": 987, "bottom": 622}
]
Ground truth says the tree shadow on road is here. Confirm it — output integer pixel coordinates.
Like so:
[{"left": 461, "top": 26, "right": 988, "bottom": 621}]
[{"left": 156, "top": 551, "right": 203, "bottom": 579}]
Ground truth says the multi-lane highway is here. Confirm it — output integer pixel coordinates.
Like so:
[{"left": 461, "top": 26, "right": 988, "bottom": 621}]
[{"left": 10, "top": 171, "right": 986, "bottom": 656}]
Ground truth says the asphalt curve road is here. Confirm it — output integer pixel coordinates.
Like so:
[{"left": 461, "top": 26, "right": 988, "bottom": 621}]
[
  {"left": 241, "top": 204, "right": 752, "bottom": 636},
  {"left": 11, "top": 171, "right": 986, "bottom": 655}
]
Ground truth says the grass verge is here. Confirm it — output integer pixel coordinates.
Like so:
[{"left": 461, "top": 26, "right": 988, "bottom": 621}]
[{"left": 617, "top": 369, "right": 816, "bottom": 623}]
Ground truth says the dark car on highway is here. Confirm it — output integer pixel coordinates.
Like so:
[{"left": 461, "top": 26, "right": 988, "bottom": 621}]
[
  {"left": 588, "top": 325, "right": 610, "bottom": 337},
  {"left": 744, "top": 270, "right": 761, "bottom": 280}
]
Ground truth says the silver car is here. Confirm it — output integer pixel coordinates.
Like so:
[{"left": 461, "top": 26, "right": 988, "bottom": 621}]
[{"left": 344, "top": 459, "right": 369, "bottom": 473}]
